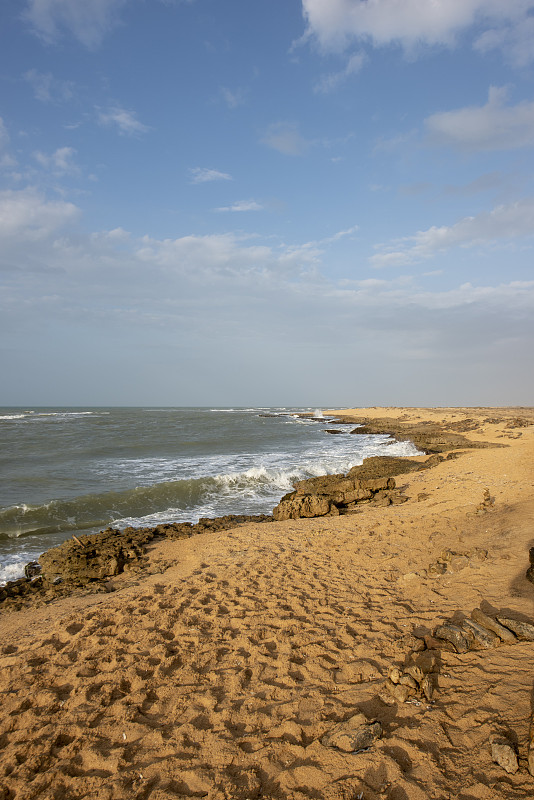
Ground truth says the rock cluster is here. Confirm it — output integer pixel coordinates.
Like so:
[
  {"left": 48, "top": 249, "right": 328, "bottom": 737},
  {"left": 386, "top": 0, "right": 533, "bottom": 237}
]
[
  {"left": 321, "top": 414, "right": 504, "bottom": 454},
  {"left": 428, "top": 547, "right": 488, "bottom": 575},
  {"left": 385, "top": 606, "right": 534, "bottom": 705},
  {"left": 39, "top": 526, "right": 157, "bottom": 584},
  {"left": 431, "top": 609, "right": 534, "bottom": 653},
  {"left": 386, "top": 603, "right": 534, "bottom": 776},
  {"left": 384, "top": 650, "right": 437, "bottom": 705},
  {"left": 272, "top": 455, "right": 440, "bottom": 521}
]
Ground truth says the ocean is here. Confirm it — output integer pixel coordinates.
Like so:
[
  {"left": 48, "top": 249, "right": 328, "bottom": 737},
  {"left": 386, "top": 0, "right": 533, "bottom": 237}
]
[{"left": 0, "top": 407, "right": 420, "bottom": 584}]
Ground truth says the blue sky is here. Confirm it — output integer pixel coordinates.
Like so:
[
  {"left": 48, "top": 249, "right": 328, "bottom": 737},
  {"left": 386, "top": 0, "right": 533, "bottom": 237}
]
[{"left": 1, "top": 0, "right": 533, "bottom": 406}]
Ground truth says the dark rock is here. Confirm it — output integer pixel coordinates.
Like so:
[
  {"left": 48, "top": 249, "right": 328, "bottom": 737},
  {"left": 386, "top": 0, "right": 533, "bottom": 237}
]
[
  {"left": 433, "top": 623, "right": 470, "bottom": 653},
  {"left": 24, "top": 561, "right": 42, "bottom": 579},
  {"left": 470, "top": 609, "right": 516, "bottom": 643},
  {"left": 460, "top": 618, "right": 500, "bottom": 649},
  {"left": 496, "top": 616, "right": 534, "bottom": 641},
  {"left": 323, "top": 429, "right": 343, "bottom": 434}
]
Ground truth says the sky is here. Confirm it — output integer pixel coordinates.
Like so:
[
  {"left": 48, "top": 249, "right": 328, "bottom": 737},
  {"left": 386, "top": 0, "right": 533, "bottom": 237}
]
[{"left": 1, "top": 0, "right": 534, "bottom": 407}]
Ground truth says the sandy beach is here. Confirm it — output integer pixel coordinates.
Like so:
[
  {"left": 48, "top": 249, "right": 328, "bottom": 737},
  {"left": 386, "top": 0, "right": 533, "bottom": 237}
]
[{"left": 1, "top": 407, "right": 534, "bottom": 800}]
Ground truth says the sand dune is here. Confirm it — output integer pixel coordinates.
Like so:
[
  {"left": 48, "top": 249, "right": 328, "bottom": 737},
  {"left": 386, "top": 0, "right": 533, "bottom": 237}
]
[{"left": 1, "top": 407, "right": 533, "bottom": 799}]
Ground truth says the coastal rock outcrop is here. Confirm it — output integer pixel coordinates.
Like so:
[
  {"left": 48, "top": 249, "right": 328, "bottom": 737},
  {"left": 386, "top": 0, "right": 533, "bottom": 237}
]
[
  {"left": 272, "top": 455, "right": 440, "bottom": 521},
  {"left": 336, "top": 416, "right": 506, "bottom": 453},
  {"left": 39, "top": 526, "right": 157, "bottom": 584}
]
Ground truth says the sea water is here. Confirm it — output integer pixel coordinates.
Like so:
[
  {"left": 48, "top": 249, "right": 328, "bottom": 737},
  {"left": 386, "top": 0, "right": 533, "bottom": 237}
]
[{"left": 0, "top": 407, "right": 420, "bottom": 583}]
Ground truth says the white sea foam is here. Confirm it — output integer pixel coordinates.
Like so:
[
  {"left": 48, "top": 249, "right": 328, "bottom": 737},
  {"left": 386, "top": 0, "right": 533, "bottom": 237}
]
[
  {"left": 0, "top": 410, "right": 107, "bottom": 422},
  {"left": 0, "top": 553, "right": 41, "bottom": 585}
]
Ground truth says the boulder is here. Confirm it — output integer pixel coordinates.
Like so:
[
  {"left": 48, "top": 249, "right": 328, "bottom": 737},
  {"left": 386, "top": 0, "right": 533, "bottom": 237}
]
[{"left": 273, "top": 494, "right": 336, "bottom": 521}]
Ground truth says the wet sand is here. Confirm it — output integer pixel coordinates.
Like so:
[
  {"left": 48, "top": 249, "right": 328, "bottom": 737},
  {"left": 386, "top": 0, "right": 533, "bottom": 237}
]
[{"left": 1, "top": 407, "right": 533, "bottom": 800}]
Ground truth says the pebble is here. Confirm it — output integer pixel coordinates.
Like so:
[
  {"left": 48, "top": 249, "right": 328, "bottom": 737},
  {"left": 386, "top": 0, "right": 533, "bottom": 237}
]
[{"left": 490, "top": 735, "right": 518, "bottom": 774}]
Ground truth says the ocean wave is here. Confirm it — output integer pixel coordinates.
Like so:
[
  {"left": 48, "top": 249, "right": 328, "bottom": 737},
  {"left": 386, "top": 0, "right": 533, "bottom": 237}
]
[
  {"left": 0, "top": 410, "right": 108, "bottom": 422},
  {"left": 0, "top": 462, "right": 305, "bottom": 541}
]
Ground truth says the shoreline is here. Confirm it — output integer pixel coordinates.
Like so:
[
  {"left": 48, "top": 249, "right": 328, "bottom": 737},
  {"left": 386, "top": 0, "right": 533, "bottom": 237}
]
[{"left": 1, "top": 407, "right": 534, "bottom": 799}]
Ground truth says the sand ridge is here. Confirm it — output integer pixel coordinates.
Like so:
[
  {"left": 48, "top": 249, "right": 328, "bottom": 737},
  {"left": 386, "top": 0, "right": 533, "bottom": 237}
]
[{"left": 1, "top": 407, "right": 534, "bottom": 799}]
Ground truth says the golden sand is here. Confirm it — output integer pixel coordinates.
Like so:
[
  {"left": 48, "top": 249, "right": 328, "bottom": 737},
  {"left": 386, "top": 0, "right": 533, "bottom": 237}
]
[{"left": 1, "top": 407, "right": 533, "bottom": 799}]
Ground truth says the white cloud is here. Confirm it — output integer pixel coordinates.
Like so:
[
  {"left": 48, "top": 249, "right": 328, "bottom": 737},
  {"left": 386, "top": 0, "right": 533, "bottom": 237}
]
[
  {"left": 425, "top": 87, "right": 534, "bottom": 151},
  {"left": 97, "top": 106, "right": 150, "bottom": 136},
  {"left": 301, "top": 0, "right": 534, "bottom": 65},
  {"left": 33, "top": 146, "right": 80, "bottom": 176},
  {"left": 23, "top": 0, "right": 127, "bottom": 48},
  {"left": 1, "top": 186, "right": 533, "bottom": 403},
  {"left": 0, "top": 188, "right": 79, "bottom": 239},
  {"left": 371, "top": 198, "right": 534, "bottom": 267},
  {"left": 24, "top": 69, "right": 74, "bottom": 103},
  {"left": 474, "top": 15, "right": 534, "bottom": 67},
  {"left": 189, "top": 167, "right": 233, "bottom": 184},
  {"left": 220, "top": 87, "right": 246, "bottom": 109},
  {"left": 314, "top": 52, "right": 365, "bottom": 93},
  {"left": 215, "top": 200, "right": 264, "bottom": 212},
  {"left": 261, "top": 122, "right": 310, "bottom": 156}
]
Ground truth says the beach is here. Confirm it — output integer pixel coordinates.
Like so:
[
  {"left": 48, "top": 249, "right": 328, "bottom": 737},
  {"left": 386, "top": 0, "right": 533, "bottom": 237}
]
[{"left": 1, "top": 407, "right": 534, "bottom": 799}]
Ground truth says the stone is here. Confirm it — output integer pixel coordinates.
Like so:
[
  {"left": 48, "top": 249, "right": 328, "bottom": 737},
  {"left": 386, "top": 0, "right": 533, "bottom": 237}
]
[
  {"left": 273, "top": 494, "right": 335, "bottom": 521},
  {"left": 490, "top": 735, "right": 518, "bottom": 774},
  {"left": 399, "top": 674, "right": 418, "bottom": 690},
  {"left": 461, "top": 618, "right": 500, "bottom": 649},
  {"left": 420, "top": 674, "right": 434, "bottom": 702},
  {"left": 321, "top": 713, "right": 382, "bottom": 753},
  {"left": 470, "top": 609, "right": 517, "bottom": 643},
  {"left": 496, "top": 616, "right": 534, "bottom": 641},
  {"left": 411, "top": 650, "right": 439, "bottom": 674},
  {"left": 424, "top": 635, "right": 455, "bottom": 652},
  {"left": 404, "top": 664, "right": 425, "bottom": 685},
  {"left": 384, "top": 680, "right": 412, "bottom": 703},
  {"left": 388, "top": 667, "right": 402, "bottom": 684},
  {"left": 24, "top": 561, "right": 42, "bottom": 579},
  {"left": 433, "top": 624, "right": 470, "bottom": 653}
]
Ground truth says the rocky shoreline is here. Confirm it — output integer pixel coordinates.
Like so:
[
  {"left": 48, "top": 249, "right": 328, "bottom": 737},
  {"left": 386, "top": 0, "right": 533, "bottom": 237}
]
[{"left": 1, "top": 409, "right": 525, "bottom": 612}]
